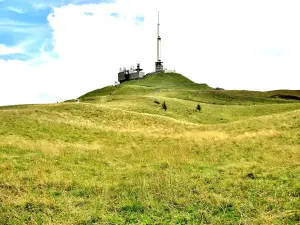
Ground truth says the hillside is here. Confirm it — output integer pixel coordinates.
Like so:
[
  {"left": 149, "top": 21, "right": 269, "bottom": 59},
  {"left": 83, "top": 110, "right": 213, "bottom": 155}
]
[
  {"left": 1, "top": 72, "right": 300, "bottom": 224},
  {"left": 79, "top": 73, "right": 212, "bottom": 100},
  {"left": 79, "top": 72, "right": 300, "bottom": 105}
]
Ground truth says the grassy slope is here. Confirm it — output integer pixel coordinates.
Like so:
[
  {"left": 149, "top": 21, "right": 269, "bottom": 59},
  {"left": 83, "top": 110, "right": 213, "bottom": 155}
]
[
  {"left": 80, "top": 73, "right": 300, "bottom": 105},
  {"left": 1, "top": 73, "right": 300, "bottom": 224},
  {"left": 122, "top": 72, "right": 195, "bottom": 87}
]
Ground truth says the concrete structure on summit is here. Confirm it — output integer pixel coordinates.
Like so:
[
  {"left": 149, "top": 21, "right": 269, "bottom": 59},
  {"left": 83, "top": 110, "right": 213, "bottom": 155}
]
[{"left": 118, "top": 63, "right": 145, "bottom": 83}]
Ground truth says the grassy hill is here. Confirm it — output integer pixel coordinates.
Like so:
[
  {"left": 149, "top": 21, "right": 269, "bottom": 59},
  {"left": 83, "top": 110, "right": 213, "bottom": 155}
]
[
  {"left": 79, "top": 72, "right": 300, "bottom": 105},
  {"left": 1, "top": 72, "right": 300, "bottom": 224},
  {"left": 121, "top": 72, "right": 196, "bottom": 87}
]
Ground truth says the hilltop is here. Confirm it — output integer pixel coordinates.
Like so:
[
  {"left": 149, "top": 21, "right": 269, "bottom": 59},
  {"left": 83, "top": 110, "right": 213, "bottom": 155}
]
[
  {"left": 79, "top": 73, "right": 212, "bottom": 100},
  {"left": 78, "top": 72, "right": 300, "bottom": 105},
  {"left": 0, "top": 72, "right": 300, "bottom": 224}
]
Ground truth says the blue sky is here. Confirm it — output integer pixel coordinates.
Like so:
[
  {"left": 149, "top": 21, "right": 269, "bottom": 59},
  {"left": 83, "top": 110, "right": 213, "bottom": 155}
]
[{"left": 0, "top": 0, "right": 114, "bottom": 60}]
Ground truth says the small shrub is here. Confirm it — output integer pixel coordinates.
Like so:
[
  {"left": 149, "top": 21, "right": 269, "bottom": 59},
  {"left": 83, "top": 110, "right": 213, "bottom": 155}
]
[
  {"left": 196, "top": 104, "right": 201, "bottom": 112},
  {"left": 246, "top": 173, "right": 255, "bottom": 179},
  {"left": 160, "top": 162, "right": 169, "bottom": 169},
  {"left": 162, "top": 101, "right": 167, "bottom": 111}
]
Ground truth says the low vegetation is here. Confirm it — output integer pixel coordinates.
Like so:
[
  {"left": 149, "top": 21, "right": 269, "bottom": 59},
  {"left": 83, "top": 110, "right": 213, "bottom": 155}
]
[{"left": 0, "top": 73, "right": 299, "bottom": 224}]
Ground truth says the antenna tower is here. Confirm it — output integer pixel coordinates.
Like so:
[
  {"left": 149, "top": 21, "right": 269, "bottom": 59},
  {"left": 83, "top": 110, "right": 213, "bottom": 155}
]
[{"left": 155, "top": 11, "right": 163, "bottom": 72}]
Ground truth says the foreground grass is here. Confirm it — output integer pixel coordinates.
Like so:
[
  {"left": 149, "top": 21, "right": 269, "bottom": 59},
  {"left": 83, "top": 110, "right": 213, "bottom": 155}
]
[
  {"left": 1, "top": 96, "right": 299, "bottom": 224},
  {"left": 1, "top": 72, "right": 300, "bottom": 224}
]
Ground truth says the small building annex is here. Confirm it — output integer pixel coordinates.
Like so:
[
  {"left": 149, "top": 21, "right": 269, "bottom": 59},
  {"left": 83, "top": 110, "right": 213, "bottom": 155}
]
[{"left": 118, "top": 63, "right": 145, "bottom": 83}]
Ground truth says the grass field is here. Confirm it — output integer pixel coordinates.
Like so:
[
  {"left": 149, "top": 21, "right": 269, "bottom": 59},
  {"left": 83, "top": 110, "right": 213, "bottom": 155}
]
[{"left": 1, "top": 73, "right": 300, "bottom": 224}]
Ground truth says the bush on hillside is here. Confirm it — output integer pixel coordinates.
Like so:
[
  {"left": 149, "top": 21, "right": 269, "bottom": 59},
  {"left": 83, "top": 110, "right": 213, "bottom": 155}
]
[{"left": 162, "top": 101, "right": 167, "bottom": 111}]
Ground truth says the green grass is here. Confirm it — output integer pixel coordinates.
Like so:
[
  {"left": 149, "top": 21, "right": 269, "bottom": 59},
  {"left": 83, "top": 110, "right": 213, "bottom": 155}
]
[
  {"left": 123, "top": 72, "right": 195, "bottom": 87},
  {"left": 156, "top": 89, "right": 300, "bottom": 105},
  {"left": 79, "top": 73, "right": 299, "bottom": 106},
  {"left": 1, "top": 73, "right": 300, "bottom": 224}
]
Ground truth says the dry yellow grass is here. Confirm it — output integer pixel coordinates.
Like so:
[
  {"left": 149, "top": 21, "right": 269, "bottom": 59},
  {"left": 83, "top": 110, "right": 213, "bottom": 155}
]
[{"left": 0, "top": 90, "right": 300, "bottom": 224}]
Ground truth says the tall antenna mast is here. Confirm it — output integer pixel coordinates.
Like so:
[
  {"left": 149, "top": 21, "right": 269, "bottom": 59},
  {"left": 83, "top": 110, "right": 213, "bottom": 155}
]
[
  {"left": 157, "top": 11, "right": 161, "bottom": 62},
  {"left": 155, "top": 11, "right": 163, "bottom": 72}
]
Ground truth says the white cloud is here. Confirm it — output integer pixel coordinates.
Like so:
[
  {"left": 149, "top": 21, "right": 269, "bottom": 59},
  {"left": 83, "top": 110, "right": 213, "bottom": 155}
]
[
  {"left": 1, "top": 0, "right": 300, "bottom": 106},
  {"left": 0, "top": 44, "right": 23, "bottom": 55},
  {"left": 8, "top": 7, "right": 26, "bottom": 14}
]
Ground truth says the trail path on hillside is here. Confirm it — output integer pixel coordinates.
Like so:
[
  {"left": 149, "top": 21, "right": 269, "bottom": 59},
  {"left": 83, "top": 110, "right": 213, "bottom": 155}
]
[
  {"left": 149, "top": 83, "right": 199, "bottom": 95},
  {"left": 152, "top": 88, "right": 161, "bottom": 96}
]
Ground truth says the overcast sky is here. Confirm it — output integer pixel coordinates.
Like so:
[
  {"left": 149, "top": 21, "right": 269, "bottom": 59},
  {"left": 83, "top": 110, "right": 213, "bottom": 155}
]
[{"left": 0, "top": 0, "right": 299, "bottom": 106}]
